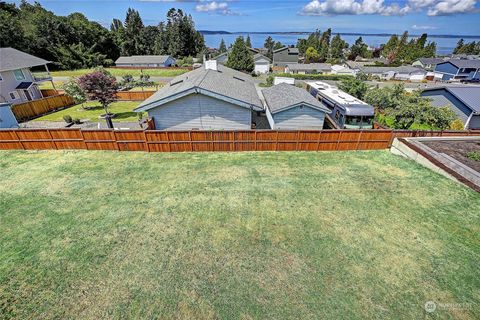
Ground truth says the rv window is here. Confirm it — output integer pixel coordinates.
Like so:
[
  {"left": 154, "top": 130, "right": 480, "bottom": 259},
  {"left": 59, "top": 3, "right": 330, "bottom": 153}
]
[{"left": 335, "top": 110, "right": 340, "bottom": 120}]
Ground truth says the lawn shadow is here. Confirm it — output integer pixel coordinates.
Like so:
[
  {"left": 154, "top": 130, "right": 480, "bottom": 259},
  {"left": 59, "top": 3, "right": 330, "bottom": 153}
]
[{"left": 114, "top": 112, "right": 137, "bottom": 120}]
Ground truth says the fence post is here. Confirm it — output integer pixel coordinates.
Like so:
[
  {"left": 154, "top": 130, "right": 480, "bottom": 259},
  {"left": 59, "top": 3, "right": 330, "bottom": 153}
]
[
  {"left": 47, "top": 129, "right": 58, "bottom": 150},
  {"left": 143, "top": 130, "right": 149, "bottom": 152},
  {"left": 275, "top": 131, "right": 279, "bottom": 151},
  {"left": 189, "top": 131, "right": 193, "bottom": 152},
  {"left": 355, "top": 130, "right": 362, "bottom": 150},
  {"left": 295, "top": 131, "right": 300, "bottom": 151},
  {"left": 254, "top": 131, "right": 257, "bottom": 151},
  {"left": 12, "top": 130, "right": 25, "bottom": 150},
  {"left": 336, "top": 131, "right": 342, "bottom": 150}
]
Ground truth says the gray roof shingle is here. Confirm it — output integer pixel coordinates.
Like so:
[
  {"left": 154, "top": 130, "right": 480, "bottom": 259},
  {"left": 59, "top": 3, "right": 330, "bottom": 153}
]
[
  {"left": 0, "top": 47, "right": 50, "bottom": 72},
  {"left": 262, "top": 83, "right": 331, "bottom": 114},
  {"left": 418, "top": 58, "right": 445, "bottom": 65},
  {"left": 286, "top": 63, "right": 331, "bottom": 71},
  {"left": 136, "top": 64, "right": 263, "bottom": 111},
  {"left": 441, "top": 59, "right": 480, "bottom": 69},
  {"left": 360, "top": 66, "right": 426, "bottom": 74},
  {"left": 443, "top": 87, "right": 480, "bottom": 113},
  {"left": 115, "top": 55, "right": 173, "bottom": 65}
]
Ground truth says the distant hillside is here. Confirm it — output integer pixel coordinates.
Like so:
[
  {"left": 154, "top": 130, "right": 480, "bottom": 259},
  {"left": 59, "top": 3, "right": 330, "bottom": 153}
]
[{"left": 199, "top": 30, "right": 232, "bottom": 35}]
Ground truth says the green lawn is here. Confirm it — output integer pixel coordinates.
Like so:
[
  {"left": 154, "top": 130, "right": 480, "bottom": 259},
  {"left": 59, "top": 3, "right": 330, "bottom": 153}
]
[
  {"left": 0, "top": 150, "right": 478, "bottom": 319},
  {"left": 50, "top": 68, "right": 189, "bottom": 78},
  {"left": 33, "top": 101, "right": 141, "bottom": 122}
]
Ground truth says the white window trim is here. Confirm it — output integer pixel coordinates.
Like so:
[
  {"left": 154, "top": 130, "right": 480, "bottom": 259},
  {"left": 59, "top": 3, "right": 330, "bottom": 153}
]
[
  {"left": 14, "top": 69, "right": 25, "bottom": 81},
  {"left": 9, "top": 91, "right": 20, "bottom": 100}
]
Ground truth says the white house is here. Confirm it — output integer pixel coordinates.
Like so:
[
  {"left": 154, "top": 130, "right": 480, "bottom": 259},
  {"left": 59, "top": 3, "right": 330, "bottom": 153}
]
[
  {"left": 115, "top": 55, "right": 176, "bottom": 68},
  {"left": 254, "top": 53, "right": 271, "bottom": 74}
]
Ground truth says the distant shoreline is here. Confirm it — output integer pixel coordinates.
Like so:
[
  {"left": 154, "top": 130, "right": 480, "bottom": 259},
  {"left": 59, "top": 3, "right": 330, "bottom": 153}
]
[{"left": 199, "top": 30, "right": 480, "bottom": 39}]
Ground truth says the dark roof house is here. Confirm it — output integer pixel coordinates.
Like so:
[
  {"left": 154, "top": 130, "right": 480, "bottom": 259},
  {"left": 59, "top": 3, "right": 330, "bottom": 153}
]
[
  {"left": 273, "top": 47, "right": 299, "bottom": 67},
  {"left": 421, "top": 86, "right": 480, "bottom": 129},
  {"left": 434, "top": 59, "right": 480, "bottom": 81},
  {"left": 412, "top": 58, "right": 446, "bottom": 70}
]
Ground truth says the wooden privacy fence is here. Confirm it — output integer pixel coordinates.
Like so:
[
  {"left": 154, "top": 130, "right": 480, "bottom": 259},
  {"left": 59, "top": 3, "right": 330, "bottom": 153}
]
[
  {"left": 1, "top": 129, "right": 479, "bottom": 152},
  {"left": 12, "top": 94, "right": 75, "bottom": 122},
  {"left": 116, "top": 91, "right": 155, "bottom": 101}
]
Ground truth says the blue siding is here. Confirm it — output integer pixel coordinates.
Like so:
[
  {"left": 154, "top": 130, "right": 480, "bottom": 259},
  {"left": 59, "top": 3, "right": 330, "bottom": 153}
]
[
  {"left": 272, "top": 104, "right": 326, "bottom": 129},
  {"left": 435, "top": 62, "right": 459, "bottom": 75},
  {"left": 147, "top": 93, "right": 251, "bottom": 130}
]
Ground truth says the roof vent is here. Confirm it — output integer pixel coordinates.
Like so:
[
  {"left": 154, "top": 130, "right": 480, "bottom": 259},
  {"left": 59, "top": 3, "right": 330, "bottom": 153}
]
[
  {"left": 170, "top": 79, "right": 183, "bottom": 86},
  {"left": 205, "top": 60, "right": 218, "bottom": 71}
]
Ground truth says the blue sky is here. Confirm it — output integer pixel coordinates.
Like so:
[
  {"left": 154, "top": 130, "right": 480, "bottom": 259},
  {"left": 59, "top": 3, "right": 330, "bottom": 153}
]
[{"left": 11, "top": 0, "right": 480, "bottom": 35}]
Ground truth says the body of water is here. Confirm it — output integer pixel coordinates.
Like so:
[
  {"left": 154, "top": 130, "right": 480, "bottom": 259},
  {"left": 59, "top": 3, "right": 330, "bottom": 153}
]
[{"left": 203, "top": 33, "right": 480, "bottom": 56}]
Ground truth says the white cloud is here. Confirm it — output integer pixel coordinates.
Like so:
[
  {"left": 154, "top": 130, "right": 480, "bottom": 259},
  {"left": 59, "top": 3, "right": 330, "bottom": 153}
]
[
  {"left": 426, "top": 0, "right": 477, "bottom": 16},
  {"left": 300, "top": 0, "right": 478, "bottom": 16},
  {"left": 412, "top": 24, "right": 437, "bottom": 30},
  {"left": 300, "top": 0, "right": 411, "bottom": 16},
  {"left": 195, "top": 1, "right": 238, "bottom": 15}
]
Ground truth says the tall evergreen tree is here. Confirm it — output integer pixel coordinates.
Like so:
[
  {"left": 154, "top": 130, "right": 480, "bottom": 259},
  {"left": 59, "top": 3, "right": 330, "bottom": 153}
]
[
  {"left": 246, "top": 34, "right": 252, "bottom": 48},
  {"left": 330, "top": 34, "right": 348, "bottom": 59},
  {"left": 264, "top": 36, "right": 275, "bottom": 59},
  {"left": 219, "top": 38, "right": 227, "bottom": 53},
  {"left": 453, "top": 39, "right": 464, "bottom": 54},
  {"left": 122, "top": 8, "right": 144, "bottom": 56},
  {"left": 226, "top": 36, "right": 254, "bottom": 72}
]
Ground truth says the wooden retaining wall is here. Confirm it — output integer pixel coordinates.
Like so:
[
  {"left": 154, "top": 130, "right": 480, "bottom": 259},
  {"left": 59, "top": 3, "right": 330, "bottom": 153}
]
[{"left": 1, "top": 129, "right": 479, "bottom": 153}]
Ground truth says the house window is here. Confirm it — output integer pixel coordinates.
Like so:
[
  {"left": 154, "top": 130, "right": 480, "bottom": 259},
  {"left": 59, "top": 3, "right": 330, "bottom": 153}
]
[
  {"left": 13, "top": 69, "right": 25, "bottom": 81},
  {"left": 9, "top": 91, "right": 20, "bottom": 100}
]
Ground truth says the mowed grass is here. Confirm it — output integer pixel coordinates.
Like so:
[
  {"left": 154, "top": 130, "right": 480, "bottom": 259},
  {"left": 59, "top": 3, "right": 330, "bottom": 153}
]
[
  {"left": 33, "top": 101, "right": 141, "bottom": 122},
  {"left": 0, "top": 150, "right": 479, "bottom": 319},
  {"left": 50, "top": 68, "right": 189, "bottom": 78}
]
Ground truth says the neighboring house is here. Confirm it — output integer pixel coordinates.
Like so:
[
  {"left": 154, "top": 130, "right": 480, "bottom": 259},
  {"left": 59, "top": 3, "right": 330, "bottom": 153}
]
[
  {"left": 273, "top": 47, "right": 299, "bottom": 67},
  {"left": 262, "top": 83, "right": 331, "bottom": 130},
  {"left": 450, "top": 54, "right": 480, "bottom": 60},
  {"left": 115, "top": 55, "right": 176, "bottom": 68},
  {"left": 359, "top": 66, "right": 426, "bottom": 81},
  {"left": 213, "top": 47, "right": 259, "bottom": 66},
  {"left": 284, "top": 63, "right": 332, "bottom": 74},
  {"left": 134, "top": 61, "right": 263, "bottom": 130},
  {"left": 0, "top": 102, "right": 19, "bottom": 128},
  {"left": 253, "top": 53, "right": 271, "bottom": 74},
  {"left": 330, "top": 65, "right": 356, "bottom": 75},
  {"left": 434, "top": 59, "right": 480, "bottom": 81},
  {"left": 412, "top": 58, "right": 446, "bottom": 71},
  {"left": 344, "top": 60, "right": 373, "bottom": 70},
  {"left": 0, "top": 47, "right": 52, "bottom": 104},
  {"left": 421, "top": 87, "right": 480, "bottom": 129}
]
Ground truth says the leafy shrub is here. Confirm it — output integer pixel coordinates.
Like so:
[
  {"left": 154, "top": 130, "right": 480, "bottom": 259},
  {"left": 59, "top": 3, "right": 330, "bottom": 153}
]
[
  {"left": 73, "top": 118, "right": 81, "bottom": 124},
  {"left": 467, "top": 151, "right": 480, "bottom": 161},
  {"left": 449, "top": 119, "right": 465, "bottom": 130},
  {"left": 63, "top": 115, "right": 73, "bottom": 123}
]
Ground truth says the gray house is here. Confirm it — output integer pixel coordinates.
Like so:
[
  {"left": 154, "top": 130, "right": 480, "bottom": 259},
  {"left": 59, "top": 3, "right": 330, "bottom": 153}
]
[
  {"left": 0, "top": 47, "right": 52, "bottom": 104},
  {"left": 285, "top": 63, "right": 332, "bottom": 74},
  {"left": 134, "top": 61, "right": 263, "bottom": 130},
  {"left": 421, "top": 87, "right": 480, "bottom": 129},
  {"left": 115, "top": 55, "right": 175, "bottom": 68},
  {"left": 273, "top": 47, "right": 299, "bottom": 67},
  {"left": 262, "top": 83, "right": 331, "bottom": 130}
]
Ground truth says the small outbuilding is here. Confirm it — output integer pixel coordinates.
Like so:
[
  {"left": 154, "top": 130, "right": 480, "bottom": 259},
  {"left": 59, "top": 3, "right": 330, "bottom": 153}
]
[
  {"left": 262, "top": 83, "right": 331, "bottom": 130},
  {"left": 115, "top": 55, "right": 176, "bottom": 68}
]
